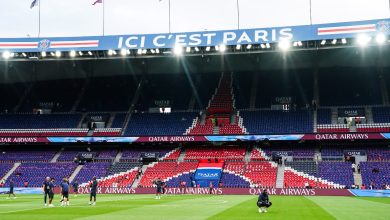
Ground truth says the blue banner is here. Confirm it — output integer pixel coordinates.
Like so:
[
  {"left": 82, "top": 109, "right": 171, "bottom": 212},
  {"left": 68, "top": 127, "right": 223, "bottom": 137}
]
[
  {"left": 0, "top": 18, "right": 389, "bottom": 52},
  {"left": 350, "top": 190, "right": 390, "bottom": 197},
  {"left": 0, "top": 187, "right": 42, "bottom": 195}
]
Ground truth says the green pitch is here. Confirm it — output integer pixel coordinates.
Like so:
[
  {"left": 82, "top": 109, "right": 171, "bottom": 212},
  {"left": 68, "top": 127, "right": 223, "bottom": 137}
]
[{"left": 0, "top": 194, "right": 389, "bottom": 220}]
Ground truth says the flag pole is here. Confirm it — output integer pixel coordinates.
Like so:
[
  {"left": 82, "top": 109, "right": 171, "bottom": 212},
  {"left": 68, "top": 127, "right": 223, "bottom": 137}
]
[
  {"left": 38, "top": 0, "right": 41, "bottom": 37},
  {"left": 102, "top": 0, "right": 105, "bottom": 36}
]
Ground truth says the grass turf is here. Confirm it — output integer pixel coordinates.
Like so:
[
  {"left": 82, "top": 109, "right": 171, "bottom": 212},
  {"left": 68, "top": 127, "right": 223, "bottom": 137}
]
[{"left": 0, "top": 194, "right": 388, "bottom": 220}]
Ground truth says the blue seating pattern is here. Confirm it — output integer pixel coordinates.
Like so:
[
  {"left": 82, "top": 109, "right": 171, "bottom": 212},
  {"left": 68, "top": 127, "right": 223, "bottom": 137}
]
[
  {"left": 318, "top": 161, "right": 354, "bottom": 187},
  {"left": 360, "top": 162, "right": 390, "bottom": 188},
  {"left": 241, "top": 110, "right": 313, "bottom": 134},
  {"left": 6, "top": 163, "right": 77, "bottom": 187},
  {"left": 0, "top": 114, "right": 81, "bottom": 129},
  {"left": 372, "top": 107, "right": 390, "bottom": 123},
  {"left": 317, "top": 109, "right": 332, "bottom": 124},
  {"left": 124, "top": 112, "right": 196, "bottom": 136}
]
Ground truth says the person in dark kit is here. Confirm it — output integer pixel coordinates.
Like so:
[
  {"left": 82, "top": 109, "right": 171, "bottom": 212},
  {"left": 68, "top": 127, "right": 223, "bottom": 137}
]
[
  {"left": 7, "top": 179, "right": 16, "bottom": 199},
  {"left": 42, "top": 176, "right": 52, "bottom": 206},
  {"left": 44, "top": 178, "right": 55, "bottom": 207},
  {"left": 257, "top": 189, "right": 272, "bottom": 213},
  {"left": 153, "top": 177, "right": 164, "bottom": 200},
  {"left": 209, "top": 181, "right": 213, "bottom": 195},
  {"left": 72, "top": 180, "right": 79, "bottom": 197},
  {"left": 89, "top": 176, "right": 98, "bottom": 206},
  {"left": 60, "top": 177, "right": 70, "bottom": 203},
  {"left": 60, "top": 178, "right": 70, "bottom": 206}
]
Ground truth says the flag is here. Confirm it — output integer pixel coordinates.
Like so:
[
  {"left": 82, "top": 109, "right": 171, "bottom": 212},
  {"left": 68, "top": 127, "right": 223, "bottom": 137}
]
[
  {"left": 30, "top": 0, "right": 39, "bottom": 9},
  {"left": 92, "top": 0, "right": 102, "bottom": 5}
]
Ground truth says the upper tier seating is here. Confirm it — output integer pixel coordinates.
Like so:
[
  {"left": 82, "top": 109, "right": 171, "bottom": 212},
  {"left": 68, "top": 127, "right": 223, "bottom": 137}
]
[
  {"left": 0, "top": 114, "right": 82, "bottom": 129},
  {"left": 78, "top": 76, "right": 138, "bottom": 111},
  {"left": 194, "top": 73, "right": 221, "bottom": 110},
  {"left": 0, "top": 128, "right": 88, "bottom": 137},
  {"left": 207, "top": 73, "right": 234, "bottom": 115},
  {"left": 372, "top": 107, "right": 390, "bottom": 123},
  {"left": 6, "top": 163, "right": 77, "bottom": 187},
  {"left": 124, "top": 112, "right": 196, "bottom": 136},
  {"left": 360, "top": 162, "right": 390, "bottom": 188},
  {"left": 111, "top": 113, "right": 127, "bottom": 128},
  {"left": 241, "top": 110, "right": 313, "bottom": 134},
  {"left": 137, "top": 74, "right": 193, "bottom": 110},
  {"left": 233, "top": 72, "right": 252, "bottom": 109},
  {"left": 317, "top": 109, "right": 332, "bottom": 124},
  {"left": 0, "top": 83, "right": 26, "bottom": 112},
  {"left": 319, "top": 67, "right": 382, "bottom": 106},
  {"left": 19, "top": 79, "right": 83, "bottom": 112},
  {"left": 255, "top": 69, "right": 313, "bottom": 108}
]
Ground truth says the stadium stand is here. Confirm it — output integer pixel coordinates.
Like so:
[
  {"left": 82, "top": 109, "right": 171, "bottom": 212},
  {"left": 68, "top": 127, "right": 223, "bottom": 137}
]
[
  {"left": 107, "top": 162, "right": 142, "bottom": 176},
  {"left": 255, "top": 69, "right": 313, "bottom": 108},
  {"left": 316, "top": 109, "right": 332, "bottom": 124},
  {"left": 0, "top": 83, "right": 27, "bottom": 113},
  {"left": 318, "top": 67, "right": 382, "bottom": 106},
  {"left": 0, "top": 150, "right": 56, "bottom": 162},
  {"left": 317, "top": 124, "right": 349, "bottom": 133},
  {"left": 184, "top": 145, "right": 246, "bottom": 161},
  {"left": 318, "top": 161, "right": 354, "bottom": 187},
  {"left": 243, "top": 162, "right": 277, "bottom": 187},
  {"left": 0, "top": 128, "right": 88, "bottom": 137},
  {"left": 0, "top": 114, "right": 82, "bottom": 129},
  {"left": 232, "top": 72, "right": 252, "bottom": 109},
  {"left": 73, "top": 162, "right": 111, "bottom": 184},
  {"left": 124, "top": 112, "right": 196, "bottom": 136},
  {"left": 137, "top": 74, "right": 193, "bottom": 110},
  {"left": 121, "top": 146, "right": 175, "bottom": 161},
  {"left": 360, "top": 162, "right": 390, "bottom": 189},
  {"left": 19, "top": 79, "right": 84, "bottom": 112},
  {"left": 92, "top": 128, "right": 122, "bottom": 136},
  {"left": 6, "top": 163, "right": 77, "bottom": 187},
  {"left": 240, "top": 110, "right": 313, "bottom": 134},
  {"left": 367, "top": 146, "right": 390, "bottom": 161},
  {"left": 0, "top": 164, "right": 14, "bottom": 179},
  {"left": 138, "top": 162, "right": 198, "bottom": 187},
  {"left": 77, "top": 76, "right": 138, "bottom": 112},
  {"left": 110, "top": 113, "right": 127, "bottom": 128},
  {"left": 220, "top": 172, "right": 251, "bottom": 188}
]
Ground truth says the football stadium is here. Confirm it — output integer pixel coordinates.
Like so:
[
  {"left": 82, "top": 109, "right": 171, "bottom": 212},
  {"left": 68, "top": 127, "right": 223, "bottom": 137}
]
[{"left": 0, "top": 0, "right": 390, "bottom": 219}]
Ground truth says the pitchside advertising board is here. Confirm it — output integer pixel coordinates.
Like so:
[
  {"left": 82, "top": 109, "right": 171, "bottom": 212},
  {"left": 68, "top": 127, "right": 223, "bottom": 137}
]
[
  {"left": 0, "top": 18, "right": 389, "bottom": 52},
  {"left": 1, "top": 133, "right": 390, "bottom": 143},
  {"left": 3, "top": 187, "right": 389, "bottom": 197}
]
